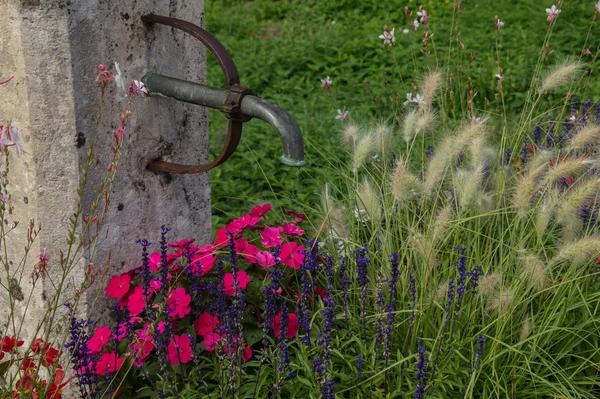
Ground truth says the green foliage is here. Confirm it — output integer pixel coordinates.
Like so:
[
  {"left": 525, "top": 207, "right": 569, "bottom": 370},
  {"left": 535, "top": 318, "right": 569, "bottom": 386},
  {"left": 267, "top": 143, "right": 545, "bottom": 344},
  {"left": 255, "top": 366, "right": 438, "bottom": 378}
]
[
  {"left": 206, "top": 0, "right": 600, "bottom": 228},
  {"left": 185, "top": 1, "right": 600, "bottom": 397}
]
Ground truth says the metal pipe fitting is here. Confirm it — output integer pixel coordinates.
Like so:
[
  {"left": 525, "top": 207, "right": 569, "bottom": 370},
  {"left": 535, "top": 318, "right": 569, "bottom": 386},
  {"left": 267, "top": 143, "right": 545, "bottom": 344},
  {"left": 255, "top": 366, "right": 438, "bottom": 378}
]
[{"left": 142, "top": 72, "right": 306, "bottom": 168}]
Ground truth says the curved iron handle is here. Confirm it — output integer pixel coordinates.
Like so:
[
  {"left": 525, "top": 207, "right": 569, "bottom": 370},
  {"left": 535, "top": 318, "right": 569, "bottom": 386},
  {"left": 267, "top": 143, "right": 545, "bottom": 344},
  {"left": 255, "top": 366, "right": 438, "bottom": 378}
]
[{"left": 141, "top": 14, "right": 253, "bottom": 174}]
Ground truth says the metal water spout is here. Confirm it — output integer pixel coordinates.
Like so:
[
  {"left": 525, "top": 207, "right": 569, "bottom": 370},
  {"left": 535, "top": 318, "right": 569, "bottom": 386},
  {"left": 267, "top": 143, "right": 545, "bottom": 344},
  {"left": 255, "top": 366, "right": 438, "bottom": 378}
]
[{"left": 140, "top": 14, "right": 306, "bottom": 174}]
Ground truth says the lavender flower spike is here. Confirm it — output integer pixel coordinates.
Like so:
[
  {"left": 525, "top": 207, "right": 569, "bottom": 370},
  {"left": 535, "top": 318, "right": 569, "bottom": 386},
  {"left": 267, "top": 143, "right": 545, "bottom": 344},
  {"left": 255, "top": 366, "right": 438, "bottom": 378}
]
[
  {"left": 474, "top": 334, "right": 485, "bottom": 370},
  {"left": 414, "top": 339, "right": 430, "bottom": 399},
  {"left": 355, "top": 246, "right": 370, "bottom": 341}
]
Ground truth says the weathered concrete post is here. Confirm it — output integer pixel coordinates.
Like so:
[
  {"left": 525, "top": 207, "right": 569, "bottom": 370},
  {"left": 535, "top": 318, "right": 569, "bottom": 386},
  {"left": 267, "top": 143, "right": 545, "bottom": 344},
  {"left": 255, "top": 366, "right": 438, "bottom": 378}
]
[{"left": 0, "top": 0, "right": 210, "bottom": 336}]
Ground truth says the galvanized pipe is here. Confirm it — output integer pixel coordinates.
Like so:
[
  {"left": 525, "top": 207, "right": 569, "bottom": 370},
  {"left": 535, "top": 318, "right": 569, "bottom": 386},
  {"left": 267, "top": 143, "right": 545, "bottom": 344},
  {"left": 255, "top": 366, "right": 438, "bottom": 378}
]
[{"left": 142, "top": 72, "right": 306, "bottom": 167}]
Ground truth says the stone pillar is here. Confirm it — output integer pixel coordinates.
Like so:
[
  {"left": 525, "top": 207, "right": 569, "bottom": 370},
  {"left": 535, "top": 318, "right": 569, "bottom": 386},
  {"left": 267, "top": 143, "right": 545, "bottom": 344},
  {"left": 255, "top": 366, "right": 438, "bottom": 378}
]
[{"left": 0, "top": 0, "right": 210, "bottom": 336}]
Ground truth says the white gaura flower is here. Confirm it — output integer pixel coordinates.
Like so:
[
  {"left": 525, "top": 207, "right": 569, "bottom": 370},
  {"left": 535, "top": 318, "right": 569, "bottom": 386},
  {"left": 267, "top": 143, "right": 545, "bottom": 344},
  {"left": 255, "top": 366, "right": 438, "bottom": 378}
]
[
  {"left": 473, "top": 115, "right": 491, "bottom": 125},
  {"left": 114, "top": 62, "right": 125, "bottom": 92},
  {"left": 335, "top": 109, "right": 349, "bottom": 120},
  {"left": 403, "top": 93, "right": 426, "bottom": 106},
  {"left": 320, "top": 76, "right": 332, "bottom": 90}
]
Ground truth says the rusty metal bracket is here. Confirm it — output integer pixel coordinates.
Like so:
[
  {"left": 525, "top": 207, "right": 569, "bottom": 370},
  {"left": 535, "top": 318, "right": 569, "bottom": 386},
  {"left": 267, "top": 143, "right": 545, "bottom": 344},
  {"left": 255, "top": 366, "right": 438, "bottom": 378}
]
[{"left": 141, "top": 14, "right": 254, "bottom": 174}]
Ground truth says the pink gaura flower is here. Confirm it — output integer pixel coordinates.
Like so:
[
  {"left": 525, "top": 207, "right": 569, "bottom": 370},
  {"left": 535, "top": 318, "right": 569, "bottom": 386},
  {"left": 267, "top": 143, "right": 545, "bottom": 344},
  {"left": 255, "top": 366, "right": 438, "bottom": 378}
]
[
  {"left": 272, "top": 312, "right": 300, "bottom": 339},
  {"left": 378, "top": 25, "right": 395, "bottom": 45},
  {"left": 596, "top": 0, "right": 600, "bottom": 12},
  {"left": 261, "top": 227, "right": 283, "bottom": 248},
  {"left": 279, "top": 223, "right": 305, "bottom": 237},
  {"left": 95, "top": 352, "right": 124, "bottom": 375},
  {"left": 194, "top": 312, "right": 220, "bottom": 336},
  {"left": 87, "top": 325, "right": 111, "bottom": 354},
  {"left": 256, "top": 251, "right": 276, "bottom": 269},
  {"left": 279, "top": 242, "right": 304, "bottom": 270},
  {"left": 168, "top": 287, "right": 191, "bottom": 319},
  {"left": 96, "top": 64, "right": 115, "bottom": 86},
  {"left": 130, "top": 79, "right": 148, "bottom": 96},
  {"left": 235, "top": 239, "right": 260, "bottom": 263},
  {"left": 583, "top": 48, "right": 592, "bottom": 56},
  {"left": 200, "top": 332, "right": 223, "bottom": 351},
  {"left": 250, "top": 203, "right": 272, "bottom": 218},
  {"left": 413, "top": 18, "right": 420, "bottom": 30},
  {"left": 223, "top": 270, "right": 251, "bottom": 295},
  {"left": 105, "top": 273, "right": 131, "bottom": 299},
  {"left": 417, "top": 8, "right": 429, "bottom": 24},
  {"left": 546, "top": 4, "right": 561, "bottom": 21},
  {"left": 0, "top": 125, "right": 21, "bottom": 155},
  {"left": 167, "top": 334, "right": 193, "bottom": 365}
]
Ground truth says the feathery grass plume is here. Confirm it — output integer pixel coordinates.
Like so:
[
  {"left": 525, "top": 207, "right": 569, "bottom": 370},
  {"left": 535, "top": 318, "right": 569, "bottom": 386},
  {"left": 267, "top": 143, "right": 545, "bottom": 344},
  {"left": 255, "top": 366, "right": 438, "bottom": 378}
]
[
  {"left": 420, "top": 69, "right": 444, "bottom": 107},
  {"left": 455, "top": 121, "right": 486, "bottom": 150},
  {"left": 409, "top": 230, "right": 437, "bottom": 269},
  {"left": 551, "top": 235, "right": 600, "bottom": 266},
  {"left": 402, "top": 108, "right": 419, "bottom": 144},
  {"left": 557, "top": 178, "right": 600, "bottom": 240},
  {"left": 423, "top": 122, "right": 485, "bottom": 196},
  {"left": 357, "top": 178, "right": 381, "bottom": 221},
  {"left": 489, "top": 288, "right": 514, "bottom": 315},
  {"left": 518, "top": 250, "right": 547, "bottom": 292},
  {"left": 453, "top": 165, "right": 485, "bottom": 210},
  {"left": 468, "top": 136, "right": 496, "bottom": 168},
  {"left": 513, "top": 163, "right": 551, "bottom": 215},
  {"left": 422, "top": 138, "right": 454, "bottom": 196},
  {"left": 475, "top": 192, "right": 495, "bottom": 215},
  {"left": 427, "top": 281, "right": 449, "bottom": 306},
  {"left": 519, "top": 317, "right": 532, "bottom": 342},
  {"left": 478, "top": 272, "right": 501, "bottom": 299},
  {"left": 352, "top": 133, "right": 374, "bottom": 172},
  {"left": 391, "top": 159, "right": 421, "bottom": 202},
  {"left": 414, "top": 108, "right": 437, "bottom": 136},
  {"left": 329, "top": 207, "right": 348, "bottom": 239},
  {"left": 527, "top": 150, "right": 555, "bottom": 172},
  {"left": 431, "top": 204, "right": 454, "bottom": 243},
  {"left": 342, "top": 124, "right": 360, "bottom": 148},
  {"left": 541, "top": 158, "right": 588, "bottom": 187},
  {"left": 566, "top": 123, "right": 600, "bottom": 153},
  {"left": 322, "top": 184, "right": 348, "bottom": 238},
  {"left": 372, "top": 123, "right": 392, "bottom": 154},
  {"left": 322, "top": 183, "right": 335, "bottom": 213},
  {"left": 535, "top": 194, "right": 557, "bottom": 236},
  {"left": 539, "top": 59, "right": 585, "bottom": 94}
]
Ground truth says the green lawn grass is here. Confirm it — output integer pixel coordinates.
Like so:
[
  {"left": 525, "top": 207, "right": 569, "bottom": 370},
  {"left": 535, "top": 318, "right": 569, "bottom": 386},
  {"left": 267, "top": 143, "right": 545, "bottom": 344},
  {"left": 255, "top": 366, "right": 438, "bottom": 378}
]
[{"left": 205, "top": 0, "right": 600, "bottom": 229}]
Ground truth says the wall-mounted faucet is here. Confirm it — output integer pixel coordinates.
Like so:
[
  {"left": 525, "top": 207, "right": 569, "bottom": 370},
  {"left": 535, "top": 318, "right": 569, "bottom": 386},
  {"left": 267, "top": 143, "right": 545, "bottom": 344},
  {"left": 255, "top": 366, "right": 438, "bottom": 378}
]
[{"left": 141, "top": 14, "right": 306, "bottom": 174}]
